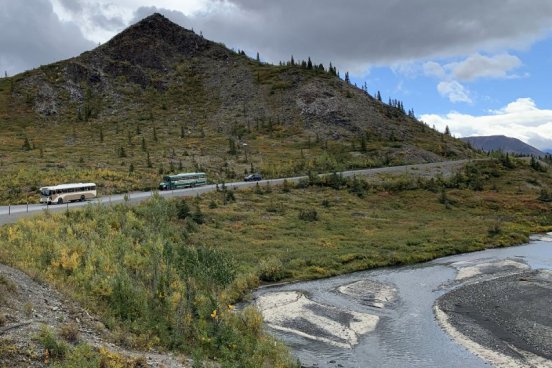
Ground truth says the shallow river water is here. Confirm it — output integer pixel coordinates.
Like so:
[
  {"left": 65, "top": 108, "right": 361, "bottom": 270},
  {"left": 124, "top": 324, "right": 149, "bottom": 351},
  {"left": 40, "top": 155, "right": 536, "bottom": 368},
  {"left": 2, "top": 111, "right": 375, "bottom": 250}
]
[{"left": 254, "top": 234, "right": 552, "bottom": 368}]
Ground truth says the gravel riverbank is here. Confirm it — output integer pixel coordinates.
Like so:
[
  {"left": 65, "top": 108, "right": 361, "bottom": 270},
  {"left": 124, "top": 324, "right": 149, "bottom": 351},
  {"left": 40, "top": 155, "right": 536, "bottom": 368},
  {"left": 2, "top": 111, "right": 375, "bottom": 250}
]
[{"left": 435, "top": 269, "right": 552, "bottom": 367}]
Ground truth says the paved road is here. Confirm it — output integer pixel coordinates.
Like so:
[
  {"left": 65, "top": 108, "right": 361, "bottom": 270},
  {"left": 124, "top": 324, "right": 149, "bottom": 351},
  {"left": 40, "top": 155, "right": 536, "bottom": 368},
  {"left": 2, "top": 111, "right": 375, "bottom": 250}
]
[{"left": 0, "top": 159, "right": 474, "bottom": 225}]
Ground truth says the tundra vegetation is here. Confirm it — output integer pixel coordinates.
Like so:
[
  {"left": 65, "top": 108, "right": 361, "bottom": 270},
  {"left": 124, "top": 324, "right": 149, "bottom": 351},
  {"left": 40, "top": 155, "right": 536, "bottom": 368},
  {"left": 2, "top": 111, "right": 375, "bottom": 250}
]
[
  {"left": 0, "top": 65, "right": 473, "bottom": 205},
  {"left": 0, "top": 14, "right": 476, "bottom": 205},
  {"left": 0, "top": 14, "right": 550, "bottom": 367},
  {"left": 0, "top": 158, "right": 550, "bottom": 366}
]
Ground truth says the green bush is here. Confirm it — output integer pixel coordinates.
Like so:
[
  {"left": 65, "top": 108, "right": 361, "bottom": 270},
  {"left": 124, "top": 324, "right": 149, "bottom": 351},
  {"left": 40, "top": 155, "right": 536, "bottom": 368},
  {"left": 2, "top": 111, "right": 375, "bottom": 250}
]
[
  {"left": 176, "top": 199, "right": 191, "bottom": 219},
  {"left": 258, "top": 257, "right": 287, "bottom": 282},
  {"left": 52, "top": 344, "right": 100, "bottom": 368},
  {"left": 298, "top": 208, "right": 318, "bottom": 222},
  {"left": 35, "top": 325, "right": 68, "bottom": 360},
  {"left": 539, "top": 188, "right": 552, "bottom": 202}
]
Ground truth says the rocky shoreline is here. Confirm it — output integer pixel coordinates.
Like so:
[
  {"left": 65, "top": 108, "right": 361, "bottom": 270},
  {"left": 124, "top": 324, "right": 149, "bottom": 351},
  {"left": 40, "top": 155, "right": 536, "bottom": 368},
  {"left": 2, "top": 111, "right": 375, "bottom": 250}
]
[{"left": 435, "top": 269, "right": 552, "bottom": 367}]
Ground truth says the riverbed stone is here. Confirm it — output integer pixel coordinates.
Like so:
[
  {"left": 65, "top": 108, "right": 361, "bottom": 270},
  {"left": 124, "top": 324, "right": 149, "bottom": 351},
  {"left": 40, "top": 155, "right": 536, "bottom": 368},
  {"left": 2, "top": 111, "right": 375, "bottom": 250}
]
[{"left": 436, "top": 269, "right": 552, "bottom": 366}]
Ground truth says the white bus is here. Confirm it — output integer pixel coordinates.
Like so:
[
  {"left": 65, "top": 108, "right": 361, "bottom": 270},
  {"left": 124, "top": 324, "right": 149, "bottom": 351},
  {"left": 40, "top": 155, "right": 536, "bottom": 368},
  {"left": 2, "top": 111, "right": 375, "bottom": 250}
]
[{"left": 39, "top": 183, "right": 97, "bottom": 204}]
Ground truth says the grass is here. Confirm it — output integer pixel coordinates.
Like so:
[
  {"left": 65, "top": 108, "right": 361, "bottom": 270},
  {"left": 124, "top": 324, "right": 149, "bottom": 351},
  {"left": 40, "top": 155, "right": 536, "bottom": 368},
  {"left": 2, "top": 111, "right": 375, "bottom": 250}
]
[
  {"left": 0, "top": 158, "right": 549, "bottom": 366},
  {"left": 189, "top": 159, "right": 552, "bottom": 280},
  {"left": 0, "top": 50, "right": 477, "bottom": 205}
]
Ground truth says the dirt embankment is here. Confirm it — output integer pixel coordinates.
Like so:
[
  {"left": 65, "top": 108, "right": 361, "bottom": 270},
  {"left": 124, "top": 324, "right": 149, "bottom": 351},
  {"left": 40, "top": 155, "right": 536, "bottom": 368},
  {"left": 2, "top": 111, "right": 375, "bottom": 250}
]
[{"left": 0, "top": 263, "right": 190, "bottom": 368}]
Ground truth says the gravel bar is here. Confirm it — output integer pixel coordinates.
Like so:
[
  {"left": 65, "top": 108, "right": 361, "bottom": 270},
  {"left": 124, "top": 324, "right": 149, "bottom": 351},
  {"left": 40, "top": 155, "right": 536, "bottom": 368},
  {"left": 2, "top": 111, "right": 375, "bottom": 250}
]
[{"left": 436, "top": 270, "right": 552, "bottom": 367}]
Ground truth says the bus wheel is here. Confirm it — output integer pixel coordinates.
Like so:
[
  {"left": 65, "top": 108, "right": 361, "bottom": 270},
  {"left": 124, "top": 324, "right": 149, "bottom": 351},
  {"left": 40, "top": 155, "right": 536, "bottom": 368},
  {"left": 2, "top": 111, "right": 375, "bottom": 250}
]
[
  {"left": 80, "top": 195, "right": 85, "bottom": 202},
  {"left": 57, "top": 198, "right": 63, "bottom": 205}
]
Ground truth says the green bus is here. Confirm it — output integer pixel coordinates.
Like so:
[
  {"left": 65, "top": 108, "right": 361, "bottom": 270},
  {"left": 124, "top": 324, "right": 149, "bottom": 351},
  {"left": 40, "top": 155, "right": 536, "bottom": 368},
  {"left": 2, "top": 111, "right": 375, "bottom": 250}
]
[{"left": 159, "top": 172, "right": 207, "bottom": 190}]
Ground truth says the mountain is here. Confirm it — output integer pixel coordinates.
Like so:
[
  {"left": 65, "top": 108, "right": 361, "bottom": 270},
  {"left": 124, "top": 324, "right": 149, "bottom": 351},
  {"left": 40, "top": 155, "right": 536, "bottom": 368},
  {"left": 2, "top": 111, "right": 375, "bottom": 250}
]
[
  {"left": 460, "top": 135, "right": 545, "bottom": 157},
  {"left": 0, "top": 13, "right": 476, "bottom": 203}
]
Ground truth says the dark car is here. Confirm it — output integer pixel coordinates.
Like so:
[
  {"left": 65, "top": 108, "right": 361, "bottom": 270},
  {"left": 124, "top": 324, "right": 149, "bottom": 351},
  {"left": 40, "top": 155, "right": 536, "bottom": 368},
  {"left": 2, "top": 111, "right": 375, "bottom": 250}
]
[{"left": 244, "top": 173, "right": 262, "bottom": 182}]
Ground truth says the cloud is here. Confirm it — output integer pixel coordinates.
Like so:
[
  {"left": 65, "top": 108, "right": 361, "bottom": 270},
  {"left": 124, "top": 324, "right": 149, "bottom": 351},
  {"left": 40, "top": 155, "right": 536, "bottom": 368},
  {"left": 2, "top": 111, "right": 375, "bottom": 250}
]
[
  {"left": 6, "top": 1, "right": 552, "bottom": 76},
  {"left": 181, "top": 0, "right": 552, "bottom": 74},
  {"left": 437, "top": 81, "right": 472, "bottom": 103},
  {"left": 0, "top": 0, "right": 95, "bottom": 76},
  {"left": 421, "top": 53, "right": 523, "bottom": 104},
  {"left": 420, "top": 98, "right": 552, "bottom": 149},
  {"left": 51, "top": 0, "right": 125, "bottom": 42},
  {"left": 423, "top": 61, "right": 446, "bottom": 79},
  {"left": 52, "top": 0, "right": 209, "bottom": 43},
  {"left": 446, "top": 53, "right": 523, "bottom": 81}
]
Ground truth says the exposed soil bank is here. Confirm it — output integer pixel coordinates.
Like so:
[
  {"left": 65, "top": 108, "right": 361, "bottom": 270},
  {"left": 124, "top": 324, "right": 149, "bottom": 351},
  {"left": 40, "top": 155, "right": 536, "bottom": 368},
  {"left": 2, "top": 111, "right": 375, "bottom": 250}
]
[
  {"left": 436, "top": 269, "right": 552, "bottom": 367},
  {"left": 0, "top": 263, "right": 190, "bottom": 368}
]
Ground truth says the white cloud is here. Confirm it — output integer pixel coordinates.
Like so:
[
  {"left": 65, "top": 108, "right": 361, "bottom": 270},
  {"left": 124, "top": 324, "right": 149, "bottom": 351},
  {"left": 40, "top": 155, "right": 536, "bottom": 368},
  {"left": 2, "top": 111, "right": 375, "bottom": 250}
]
[
  {"left": 437, "top": 80, "right": 472, "bottom": 103},
  {"left": 423, "top": 61, "right": 446, "bottom": 79},
  {"left": 492, "top": 97, "right": 539, "bottom": 114},
  {"left": 420, "top": 98, "right": 552, "bottom": 149},
  {"left": 421, "top": 53, "right": 523, "bottom": 105},
  {"left": 446, "top": 53, "right": 523, "bottom": 81}
]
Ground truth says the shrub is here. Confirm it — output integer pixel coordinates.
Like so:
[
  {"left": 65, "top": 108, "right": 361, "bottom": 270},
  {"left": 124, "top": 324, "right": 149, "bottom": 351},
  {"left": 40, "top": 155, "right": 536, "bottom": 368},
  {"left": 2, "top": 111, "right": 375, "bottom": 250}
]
[
  {"left": 255, "top": 182, "right": 263, "bottom": 194},
  {"left": 176, "top": 199, "right": 191, "bottom": 219},
  {"left": 538, "top": 188, "right": 552, "bottom": 202},
  {"left": 225, "top": 190, "right": 235, "bottom": 202},
  {"left": 258, "top": 257, "right": 286, "bottom": 282},
  {"left": 488, "top": 219, "right": 502, "bottom": 236},
  {"left": 0, "top": 274, "right": 16, "bottom": 293},
  {"left": 282, "top": 179, "right": 291, "bottom": 193},
  {"left": 58, "top": 321, "right": 79, "bottom": 343},
  {"left": 298, "top": 208, "right": 318, "bottom": 222},
  {"left": 60, "top": 344, "right": 100, "bottom": 368},
  {"left": 35, "top": 325, "right": 68, "bottom": 360},
  {"left": 266, "top": 200, "right": 285, "bottom": 214},
  {"left": 220, "top": 272, "right": 259, "bottom": 304},
  {"left": 192, "top": 205, "right": 205, "bottom": 224}
]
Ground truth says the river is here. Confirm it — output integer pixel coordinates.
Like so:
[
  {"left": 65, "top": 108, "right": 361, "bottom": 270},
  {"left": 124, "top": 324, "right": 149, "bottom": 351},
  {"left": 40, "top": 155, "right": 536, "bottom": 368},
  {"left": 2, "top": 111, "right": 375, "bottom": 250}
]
[{"left": 254, "top": 233, "right": 552, "bottom": 368}]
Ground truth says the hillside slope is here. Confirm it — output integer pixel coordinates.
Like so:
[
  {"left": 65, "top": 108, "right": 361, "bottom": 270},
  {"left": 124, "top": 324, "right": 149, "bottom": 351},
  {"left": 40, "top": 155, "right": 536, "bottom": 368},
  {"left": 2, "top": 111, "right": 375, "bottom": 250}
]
[{"left": 0, "top": 13, "right": 476, "bottom": 203}]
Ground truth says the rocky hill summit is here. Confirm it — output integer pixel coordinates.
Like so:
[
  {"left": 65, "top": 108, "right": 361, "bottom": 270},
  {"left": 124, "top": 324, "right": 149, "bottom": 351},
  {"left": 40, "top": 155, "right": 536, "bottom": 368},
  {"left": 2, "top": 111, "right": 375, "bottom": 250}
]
[{"left": 71, "top": 14, "right": 221, "bottom": 88}]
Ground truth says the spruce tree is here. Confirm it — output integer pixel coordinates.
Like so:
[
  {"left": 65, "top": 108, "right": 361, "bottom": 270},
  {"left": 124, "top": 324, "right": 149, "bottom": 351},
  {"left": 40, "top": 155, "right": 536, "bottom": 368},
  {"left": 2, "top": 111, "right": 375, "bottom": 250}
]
[{"left": 22, "top": 137, "right": 32, "bottom": 151}]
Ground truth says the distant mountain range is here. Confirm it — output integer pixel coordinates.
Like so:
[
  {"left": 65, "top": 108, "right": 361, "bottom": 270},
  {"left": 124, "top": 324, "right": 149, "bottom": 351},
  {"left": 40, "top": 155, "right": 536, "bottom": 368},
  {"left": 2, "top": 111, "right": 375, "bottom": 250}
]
[{"left": 460, "top": 135, "right": 546, "bottom": 157}]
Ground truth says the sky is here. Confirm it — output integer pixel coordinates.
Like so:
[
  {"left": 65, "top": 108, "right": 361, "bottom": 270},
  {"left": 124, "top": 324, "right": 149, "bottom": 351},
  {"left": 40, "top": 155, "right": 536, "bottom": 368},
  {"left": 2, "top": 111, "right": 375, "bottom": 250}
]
[{"left": 1, "top": 0, "right": 552, "bottom": 150}]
